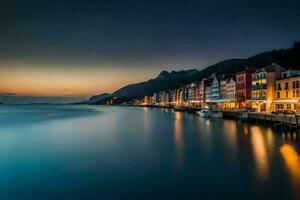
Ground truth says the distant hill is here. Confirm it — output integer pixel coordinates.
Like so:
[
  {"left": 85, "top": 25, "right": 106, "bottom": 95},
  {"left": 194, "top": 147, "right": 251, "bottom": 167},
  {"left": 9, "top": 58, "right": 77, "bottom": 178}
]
[
  {"left": 89, "top": 93, "right": 112, "bottom": 103},
  {"left": 187, "top": 42, "right": 300, "bottom": 82},
  {"left": 90, "top": 42, "right": 300, "bottom": 101},
  {"left": 112, "top": 69, "right": 198, "bottom": 98}
]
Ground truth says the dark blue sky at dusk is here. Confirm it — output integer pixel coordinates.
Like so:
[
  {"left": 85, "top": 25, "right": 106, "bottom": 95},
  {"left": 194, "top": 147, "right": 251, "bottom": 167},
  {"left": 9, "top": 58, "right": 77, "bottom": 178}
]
[
  {"left": 0, "top": 0, "right": 300, "bottom": 103},
  {"left": 1, "top": 0, "right": 299, "bottom": 68}
]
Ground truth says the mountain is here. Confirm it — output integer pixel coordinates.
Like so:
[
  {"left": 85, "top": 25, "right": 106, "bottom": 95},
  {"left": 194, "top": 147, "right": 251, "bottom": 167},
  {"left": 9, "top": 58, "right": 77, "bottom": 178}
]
[
  {"left": 112, "top": 69, "right": 199, "bottom": 98},
  {"left": 187, "top": 42, "right": 300, "bottom": 82},
  {"left": 88, "top": 93, "right": 112, "bottom": 103},
  {"left": 91, "top": 41, "right": 300, "bottom": 101}
]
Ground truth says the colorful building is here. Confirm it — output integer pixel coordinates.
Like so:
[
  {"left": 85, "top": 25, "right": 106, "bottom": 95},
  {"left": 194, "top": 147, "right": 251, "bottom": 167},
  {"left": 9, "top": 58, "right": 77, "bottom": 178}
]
[
  {"left": 143, "top": 95, "right": 152, "bottom": 105},
  {"left": 196, "top": 80, "right": 205, "bottom": 107},
  {"left": 250, "top": 63, "right": 285, "bottom": 112},
  {"left": 187, "top": 82, "right": 197, "bottom": 103},
  {"left": 223, "top": 77, "right": 236, "bottom": 109},
  {"left": 204, "top": 79, "right": 213, "bottom": 103},
  {"left": 219, "top": 78, "right": 230, "bottom": 100},
  {"left": 211, "top": 76, "right": 220, "bottom": 102},
  {"left": 236, "top": 70, "right": 253, "bottom": 108},
  {"left": 274, "top": 70, "right": 300, "bottom": 112},
  {"left": 152, "top": 93, "right": 159, "bottom": 105}
]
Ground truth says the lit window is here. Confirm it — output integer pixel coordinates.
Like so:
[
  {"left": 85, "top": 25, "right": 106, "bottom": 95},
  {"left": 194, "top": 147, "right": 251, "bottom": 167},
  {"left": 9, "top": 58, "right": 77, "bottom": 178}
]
[
  {"left": 277, "top": 92, "right": 280, "bottom": 98},
  {"left": 293, "top": 90, "right": 295, "bottom": 97}
]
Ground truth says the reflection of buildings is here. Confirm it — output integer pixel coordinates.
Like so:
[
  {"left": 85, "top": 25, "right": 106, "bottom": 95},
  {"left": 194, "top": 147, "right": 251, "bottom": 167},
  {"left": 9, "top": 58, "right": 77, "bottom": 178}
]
[
  {"left": 250, "top": 126, "right": 274, "bottom": 180},
  {"left": 174, "top": 112, "right": 184, "bottom": 168},
  {"left": 280, "top": 144, "right": 300, "bottom": 187},
  {"left": 223, "top": 120, "right": 238, "bottom": 158}
]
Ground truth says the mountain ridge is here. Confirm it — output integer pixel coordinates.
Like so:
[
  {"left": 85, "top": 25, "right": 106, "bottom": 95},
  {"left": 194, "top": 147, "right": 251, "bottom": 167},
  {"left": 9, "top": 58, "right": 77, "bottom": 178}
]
[{"left": 90, "top": 42, "right": 300, "bottom": 102}]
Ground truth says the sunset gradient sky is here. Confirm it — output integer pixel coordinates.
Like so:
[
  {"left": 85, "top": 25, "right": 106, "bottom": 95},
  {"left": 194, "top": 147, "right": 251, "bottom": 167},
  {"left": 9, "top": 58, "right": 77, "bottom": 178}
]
[{"left": 0, "top": 0, "right": 300, "bottom": 103}]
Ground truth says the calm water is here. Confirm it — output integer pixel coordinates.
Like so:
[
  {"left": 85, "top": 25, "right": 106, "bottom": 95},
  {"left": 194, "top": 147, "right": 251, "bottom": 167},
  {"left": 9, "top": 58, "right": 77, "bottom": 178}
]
[{"left": 0, "top": 105, "right": 300, "bottom": 199}]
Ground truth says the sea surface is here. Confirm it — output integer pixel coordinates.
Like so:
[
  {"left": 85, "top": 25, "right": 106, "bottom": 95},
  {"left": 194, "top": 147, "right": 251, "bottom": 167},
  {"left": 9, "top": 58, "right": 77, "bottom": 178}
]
[{"left": 0, "top": 105, "right": 300, "bottom": 199}]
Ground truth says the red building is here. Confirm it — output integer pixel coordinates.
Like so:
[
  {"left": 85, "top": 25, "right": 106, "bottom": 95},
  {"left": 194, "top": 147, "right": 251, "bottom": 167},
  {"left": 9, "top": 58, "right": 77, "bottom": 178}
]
[{"left": 235, "top": 70, "right": 253, "bottom": 108}]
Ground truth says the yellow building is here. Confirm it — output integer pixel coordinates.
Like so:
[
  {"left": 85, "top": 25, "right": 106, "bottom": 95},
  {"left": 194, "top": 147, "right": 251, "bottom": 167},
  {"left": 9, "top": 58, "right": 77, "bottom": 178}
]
[
  {"left": 250, "top": 63, "right": 285, "bottom": 112},
  {"left": 274, "top": 70, "right": 300, "bottom": 112}
]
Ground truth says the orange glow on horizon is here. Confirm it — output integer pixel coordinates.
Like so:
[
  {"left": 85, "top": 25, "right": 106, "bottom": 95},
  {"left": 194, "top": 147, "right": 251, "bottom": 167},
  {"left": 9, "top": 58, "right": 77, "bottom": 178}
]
[{"left": 0, "top": 63, "right": 158, "bottom": 98}]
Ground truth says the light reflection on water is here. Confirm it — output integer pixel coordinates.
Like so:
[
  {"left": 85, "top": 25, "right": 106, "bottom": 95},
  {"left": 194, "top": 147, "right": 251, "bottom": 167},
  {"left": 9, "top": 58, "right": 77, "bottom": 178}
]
[
  {"left": 174, "top": 112, "right": 184, "bottom": 169},
  {"left": 250, "top": 126, "right": 270, "bottom": 181},
  {"left": 280, "top": 144, "right": 300, "bottom": 187},
  {"left": 0, "top": 105, "right": 300, "bottom": 199}
]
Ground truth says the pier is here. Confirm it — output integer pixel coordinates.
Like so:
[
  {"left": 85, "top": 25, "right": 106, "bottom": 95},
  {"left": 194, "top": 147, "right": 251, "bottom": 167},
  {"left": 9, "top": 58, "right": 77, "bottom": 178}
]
[{"left": 223, "top": 110, "right": 300, "bottom": 130}]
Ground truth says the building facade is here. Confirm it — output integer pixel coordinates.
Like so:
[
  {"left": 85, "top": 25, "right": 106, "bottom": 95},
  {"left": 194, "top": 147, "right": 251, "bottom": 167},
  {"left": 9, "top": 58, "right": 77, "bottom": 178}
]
[
  {"left": 211, "top": 76, "right": 220, "bottom": 102},
  {"left": 274, "top": 70, "right": 300, "bottom": 111},
  {"left": 251, "top": 63, "right": 285, "bottom": 112},
  {"left": 236, "top": 70, "right": 253, "bottom": 108}
]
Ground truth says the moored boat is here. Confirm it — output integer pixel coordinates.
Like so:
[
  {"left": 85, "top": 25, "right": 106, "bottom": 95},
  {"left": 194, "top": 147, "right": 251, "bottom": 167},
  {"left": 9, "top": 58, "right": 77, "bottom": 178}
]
[
  {"left": 197, "top": 106, "right": 223, "bottom": 118},
  {"left": 198, "top": 109, "right": 209, "bottom": 117}
]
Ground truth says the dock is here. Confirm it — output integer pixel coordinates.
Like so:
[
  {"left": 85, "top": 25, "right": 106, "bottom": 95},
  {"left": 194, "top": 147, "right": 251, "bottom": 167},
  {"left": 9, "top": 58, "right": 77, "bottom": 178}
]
[{"left": 223, "top": 110, "right": 300, "bottom": 130}]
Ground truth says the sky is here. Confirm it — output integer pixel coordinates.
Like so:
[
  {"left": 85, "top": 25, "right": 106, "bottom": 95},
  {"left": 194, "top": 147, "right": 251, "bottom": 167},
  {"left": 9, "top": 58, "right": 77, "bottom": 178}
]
[{"left": 0, "top": 0, "right": 300, "bottom": 103}]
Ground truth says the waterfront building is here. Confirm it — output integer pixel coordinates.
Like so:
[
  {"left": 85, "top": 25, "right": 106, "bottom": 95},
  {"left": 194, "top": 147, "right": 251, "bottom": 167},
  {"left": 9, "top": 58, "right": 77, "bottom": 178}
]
[
  {"left": 196, "top": 80, "right": 205, "bottom": 107},
  {"left": 151, "top": 93, "right": 159, "bottom": 105},
  {"left": 274, "top": 70, "right": 300, "bottom": 111},
  {"left": 250, "top": 63, "right": 285, "bottom": 112},
  {"left": 204, "top": 79, "right": 213, "bottom": 102},
  {"left": 188, "top": 82, "right": 197, "bottom": 103},
  {"left": 211, "top": 76, "right": 220, "bottom": 102},
  {"left": 236, "top": 70, "right": 253, "bottom": 109},
  {"left": 219, "top": 78, "right": 230, "bottom": 100},
  {"left": 223, "top": 77, "right": 236, "bottom": 109},
  {"left": 182, "top": 85, "right": 190, "bottom": 105},
  {"left": 164, "top": 91, "right": 170, "bottom": 105},
  {"left": 143, "top": 96, "right": 152, "bottom": 105},
  {"left": 226, "top": 78, "right": 236, "bottom": 100},
  {"left": 158, "top": 91, "right": 169, "bottom": 105},
  {"left": 169, "top": 89, "right": 176, "bottom": 105}
]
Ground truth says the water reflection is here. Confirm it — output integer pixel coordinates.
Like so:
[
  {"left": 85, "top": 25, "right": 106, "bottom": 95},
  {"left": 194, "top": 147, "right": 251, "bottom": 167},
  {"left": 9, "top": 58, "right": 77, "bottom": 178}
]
[
  {"left": 174, "top": 112, "right": 184, "bottom": 169},
  {"left": 282, "top": 132, "right": 300, "bottom": 141},
  {"left": 250, "top": 126, "right": 269, "bottom": 181},
  {"left": 143, "top": 107, "right": 149, "bottom": 134},
  {"left": 280, "top": 144, "right": 300, "bottom": 188},
  {"left": 223, "top": 120, "right": 238, "bottom": 157}
]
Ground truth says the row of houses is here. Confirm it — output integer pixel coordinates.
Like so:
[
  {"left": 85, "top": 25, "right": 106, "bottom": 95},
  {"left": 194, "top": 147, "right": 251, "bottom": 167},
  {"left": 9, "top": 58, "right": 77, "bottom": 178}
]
[{"left": 142, "top": 63, "right": 300, "bottom": 112}]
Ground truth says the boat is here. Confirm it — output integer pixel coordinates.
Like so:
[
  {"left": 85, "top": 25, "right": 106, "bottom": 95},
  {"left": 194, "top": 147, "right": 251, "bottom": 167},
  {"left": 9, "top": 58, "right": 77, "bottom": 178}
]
[
  {"left": 197, "top": 107, "right": 223, "bottom": 118},
  {"left": 198, "top": 109, "right": 209, "bottom": 117}
]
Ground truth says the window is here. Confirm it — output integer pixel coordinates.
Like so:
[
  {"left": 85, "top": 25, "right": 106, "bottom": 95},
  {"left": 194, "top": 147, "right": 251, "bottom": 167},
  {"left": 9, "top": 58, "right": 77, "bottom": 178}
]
[
  {"left": 277, "top": 104, "right": 284, "bottom": 109},
  {"left": 282, "top": 73, "right": 287, "bottom": 78},
  {"left": 293, "top": 90, "right": 295, "bottom": 97},
  {"left": 285, "top": 82, "right": 289, "bottom": 90},
  {"left": 295, "top": 104, "right": 299, "bottom": 110},
  {"left": 296, "top": 81, "right": 300, "bottom": 88},
  {"left": 287, "top": 104, "right": 291, "bottom": 109},
  {"left": 293, "top": 81, "right": 296, "bottom": 89},
  {"left": 286, "top": 91, "right": 288, "bottom": 98},
  {"left": 277, "top": 83, "right": 281, "bottom": 90},
  {"left": 277, "top": 92, "right": 280, "bottom": 98},
  {"left": 262, "top": 91, "right": 266, "bottom": 98},
  {"left": 297, "top": 90, "right": 300, "bottom": 97}
]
